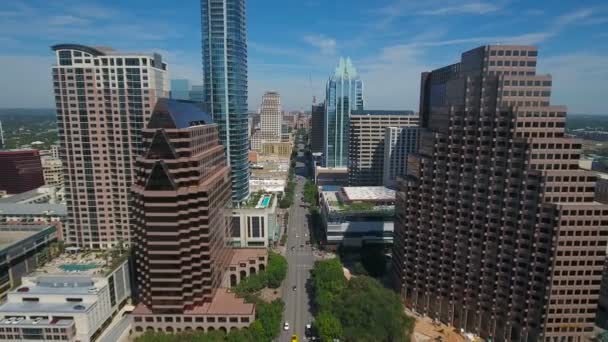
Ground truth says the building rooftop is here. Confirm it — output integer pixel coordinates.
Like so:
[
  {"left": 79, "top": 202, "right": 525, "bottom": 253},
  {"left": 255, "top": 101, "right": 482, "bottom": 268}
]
[
  {"left": 351, "top": 110, "right": 416, "bottom": 116},
  {"left": 0, "top": 187, "right": 48, "bottom": 203},
  {"left": 133, "top": 289, "right": 255, "bottom": 316},
  {"left": 229, "top": 248, "right": 267, "bottom": 265},
  {"left": 341, "top": 186, "right": 396, "bottom": 201},
  {"left": 0, "top": 224, "right": 55, "bottom": 251},
  {"left": 0, "top": 203, "right": 67, "bottom": 215}
]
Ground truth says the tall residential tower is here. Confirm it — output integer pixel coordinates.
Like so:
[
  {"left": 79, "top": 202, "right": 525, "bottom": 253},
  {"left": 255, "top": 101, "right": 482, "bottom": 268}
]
[
  {"left": 51, "top": 44, "right": 169, "bottom": 248},
  {"left": 201, "top": 0, "right": 250, "bottom": 204},
  {"left": 392, "top": 45, "right": 608, "bottom": 341},
  {"left": 324, "top": 57, "right": 363, "bottom": 168}
]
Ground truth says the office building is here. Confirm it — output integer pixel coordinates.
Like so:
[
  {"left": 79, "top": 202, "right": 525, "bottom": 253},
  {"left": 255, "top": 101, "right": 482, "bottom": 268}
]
[
  {"left": 311, "top": 103, "right": 325, "bottom": 154},
  {"left": 201, "top": 0, "right": 250, "bottom": 204},
  {"left": 189, "top": 84, "right": 204, "bottom": 103},
  {"left": 51, "top": 44, "right": 169, "bottom": 249},
  {"left": 260, "top": 92, "right": 282, "bottom": 139},
  {"left": 392, "top": 45, "right": 608, "bottom": 341},
  {"left": 348, "top": 110, "right": 417, "bottom": 186},
  {"left": 41, "top": 156, "right": 63, "bottom": 188},
  {"left": 324, "top": 57, "right": 363, "bottom": 168},
  {"left": 383, "top": 126, "right": 419, "bottom": 188},
  {"left": 319, "top": 186, "right": 395, "bottom": 246},
  {"left": 170, "top": 79, "right": 191, "bottom": 100},
  {"left": 0, "top": 149, "right": 45, "bottom": 194},
  {"left": 0, "top": 224, "right": 58, "bottom": 301},
  {"left": 0, "top": 256, "right": 130, "bottom": 342},
  {"left": 131, "top": 99, "right": 261, "bottom": 334}
]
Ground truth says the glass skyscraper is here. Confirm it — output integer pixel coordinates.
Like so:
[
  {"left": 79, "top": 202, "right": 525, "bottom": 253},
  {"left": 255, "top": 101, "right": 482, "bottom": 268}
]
[
  {"left": 324, "top": 57, "right": 363, "bottom": 168},
  {"left": 170, "top": 79, "right": 191, "bottom": 100},
  {"left": 201, "top": 0, "right": 250, "bottom": 203}
]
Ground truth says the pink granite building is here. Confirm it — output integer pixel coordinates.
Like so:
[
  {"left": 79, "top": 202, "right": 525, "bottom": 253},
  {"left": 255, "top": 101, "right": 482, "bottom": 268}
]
[{"left": 392, "top": 45, "right": 608, "bottom": 341}]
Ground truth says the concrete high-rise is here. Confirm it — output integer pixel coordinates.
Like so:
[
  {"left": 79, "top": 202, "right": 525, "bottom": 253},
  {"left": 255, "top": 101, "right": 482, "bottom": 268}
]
[
  {"left": 382, "top": 126, "right": 419, "bottom": 189},
  {"left": 131, "top": 99, "right": 259, "bottom": 334},
  {"left": 310, "top": 102, "right": 325, "bottom": 154},
  {"left": 324, "top": 57, "right": 363, "bottom": 168},
  {"left": 392, "top": 45, "right": 608, "bottom": 341},
  {"left": 201, "top": 0, "right": 250, "bottom": 204},
  {"left": 259, "top": 91, "right": 282, "bottom": 139},
  {"left": 0, "top": 150, "right": 45, "bottom": 194},
  {"left": 51, "top": 44, "right": 169, "bottom": 248},
  {"left": 348, "top": 110, "right": 417, "bottom": 186}
]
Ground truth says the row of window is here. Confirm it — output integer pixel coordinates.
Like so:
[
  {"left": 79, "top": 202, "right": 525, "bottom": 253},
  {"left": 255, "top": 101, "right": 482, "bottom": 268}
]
[
  {"left": 503, "top": 90, "right": 551, "bottom": 97},
  {"left": 134, "top": 315, "right": 249, "bottom": 324},
  {"left": 489, "top": 60, "right": 537, "bottom": 67},
  {"left": 490, "top": 49, "right": 537, "bottom": 57}
]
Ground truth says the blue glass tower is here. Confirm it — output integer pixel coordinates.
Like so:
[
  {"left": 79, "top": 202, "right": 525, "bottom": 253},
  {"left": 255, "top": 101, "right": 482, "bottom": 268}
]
[
  {"left": 201, "top": 0, "right": 250, "bottom": 203},
  {"left": 324, "top": 57, "right": 364, "bottom": 168}
]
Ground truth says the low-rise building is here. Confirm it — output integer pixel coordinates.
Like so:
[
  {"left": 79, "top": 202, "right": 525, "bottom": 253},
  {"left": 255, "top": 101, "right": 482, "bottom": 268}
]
[
  {"left": 319, "top": 186, "right": 395, "bottom": 247},
  {"left": 0, "top": 224, "right": 58, "bottom": 300},
  {"left": 41, "top": 156, "right": 64, "bottom": 188},
  {"left": 231, "top": 193, "right": 279, "bottom": 248},
  {"left": 223, "top": 249, "right": 267, "bottom": 287},
  {"left": 0, "top": 253, "right": 131, "bottom": 342}
]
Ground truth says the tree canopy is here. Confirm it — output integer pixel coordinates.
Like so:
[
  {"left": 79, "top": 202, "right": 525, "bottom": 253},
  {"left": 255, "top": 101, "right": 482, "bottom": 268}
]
[{"left": 311, "top": 259, "right": 414, "bottom": 342}]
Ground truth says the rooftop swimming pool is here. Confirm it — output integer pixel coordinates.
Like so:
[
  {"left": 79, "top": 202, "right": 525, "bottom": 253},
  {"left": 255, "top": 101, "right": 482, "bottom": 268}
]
[
  {"left": 256, "top": 195, "right": 272, "bottom": 209},
  {"left": 59, "top": 263, "right": 98, "bottom": 272}
]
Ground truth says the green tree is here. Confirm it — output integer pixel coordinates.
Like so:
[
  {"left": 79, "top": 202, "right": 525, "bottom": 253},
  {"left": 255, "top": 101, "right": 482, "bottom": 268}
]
[
  {"left": 266, "top": 251, "right": 288, "bottom": 288},
  {"left": 335, "top": 276, "right": 413, "bottom": 342},
  {"left": 315, "top": 311, "right": 343, "bottom": 342},
  {"left": 599, "top": 331, "right": 608, "bottom": 342}
]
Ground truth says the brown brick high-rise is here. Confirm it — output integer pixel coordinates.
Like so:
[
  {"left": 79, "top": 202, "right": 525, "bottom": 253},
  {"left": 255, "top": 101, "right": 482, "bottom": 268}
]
[
  {"left": 392, "top": 45, "right": 608, "bottom": 341},
  {"left": 132, "top": 99, "right": 232, "bottom": 313}
]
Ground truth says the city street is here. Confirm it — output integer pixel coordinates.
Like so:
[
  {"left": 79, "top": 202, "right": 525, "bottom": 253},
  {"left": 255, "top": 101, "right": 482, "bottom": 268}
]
[{"left": 279, "top": 142, "right": 316, "bottom": 341}]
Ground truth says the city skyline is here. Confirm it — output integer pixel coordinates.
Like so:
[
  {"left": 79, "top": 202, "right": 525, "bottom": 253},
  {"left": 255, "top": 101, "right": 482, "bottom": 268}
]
[{"left": 0, "top": 1, "right": 606, "bottom": 114}]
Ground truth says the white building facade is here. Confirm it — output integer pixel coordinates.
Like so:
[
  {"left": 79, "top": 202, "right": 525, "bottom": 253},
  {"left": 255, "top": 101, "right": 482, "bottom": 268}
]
[
  {"left": 0, "top": 260, "right": 131, "bottom": 342},
  {"left": 382, "top": 126, "right": 419, "bottom": 188}
]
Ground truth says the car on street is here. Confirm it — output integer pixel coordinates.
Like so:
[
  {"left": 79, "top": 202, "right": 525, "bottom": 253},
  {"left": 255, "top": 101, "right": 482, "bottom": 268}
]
[
  {"left": 292, "top": 285, "right": 297, "bottom": 291},
  {"left": 291, "top": 335, "right": 298, "bottom": 342},
  {"left": 283, "top": 322, "right": 290, "bottom": 331}
]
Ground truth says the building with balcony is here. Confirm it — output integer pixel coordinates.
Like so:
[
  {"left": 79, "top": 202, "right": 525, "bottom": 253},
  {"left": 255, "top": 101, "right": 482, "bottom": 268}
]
[
  {"left": 51, "top": 43, "right": 169, "bottom": 249},
  {"left": 41, "top": 156, "right": 63, "bottom": 188},
  {"left": 391, "top": 45, "right": 608, "bottom": 341},
  {"left": 319, "top": 186, "right": 395, "bottom": 247},
  {"left": 201, "top": 0, "right": 250, "bottom": 204},
  {"left": 0, "top": 255, "right": 130, "bottom": 342},
  {"left": 383, "top": 126, "right": 419, "bottom": 188}
]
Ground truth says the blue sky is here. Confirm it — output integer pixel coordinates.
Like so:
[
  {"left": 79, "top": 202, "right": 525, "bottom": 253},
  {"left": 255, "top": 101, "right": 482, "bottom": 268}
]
[{"left": 0, "top": 0, "right": 607, "bottom": 113}]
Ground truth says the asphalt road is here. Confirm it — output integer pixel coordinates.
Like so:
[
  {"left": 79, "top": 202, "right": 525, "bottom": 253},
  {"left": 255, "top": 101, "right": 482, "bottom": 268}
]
[{"left": 279, "top": 143, "right": 315, "bottom": 341}]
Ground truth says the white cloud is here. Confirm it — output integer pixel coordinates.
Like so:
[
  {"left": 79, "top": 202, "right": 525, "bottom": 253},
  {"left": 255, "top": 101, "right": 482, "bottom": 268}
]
[
  {"left": 303, "top": 34, "right": 337, "bottom": 55},
  {"left": 419, "top": 2, "right": 500, "bottom": 16},
  {"left": 47, "top": 15, "right": 89, "bottom": 26}
]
